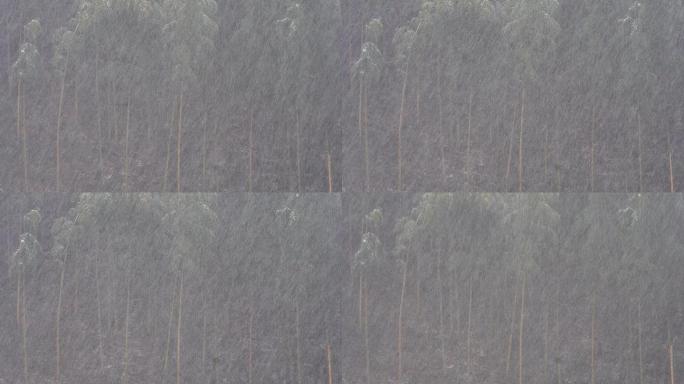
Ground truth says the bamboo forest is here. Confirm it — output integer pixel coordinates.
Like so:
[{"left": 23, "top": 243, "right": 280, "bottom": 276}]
[{"left": 0, "top": 193, "right": 682, "bottom": 383}]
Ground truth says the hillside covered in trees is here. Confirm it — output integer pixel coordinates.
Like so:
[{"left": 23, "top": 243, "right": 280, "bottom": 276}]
[
  {"left": 0, "top": 193, "right": 682, "bottom": 383},
  {"left": 0, "top": 193, "right": 344, "bottom": 383},
  {"left": 342, "top": 193, "right": 683, "bottom": 384},
  {"left": 2, "top": 0, "right": 683, "bottom": 192},
  {"left": 341, "top": 0, "right": 683, "bottom": 191}
]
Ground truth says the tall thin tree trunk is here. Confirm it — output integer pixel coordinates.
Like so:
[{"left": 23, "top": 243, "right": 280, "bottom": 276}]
[
  {"left": 519, "top": 273, "right": 526, "bottom": 384},
  {"left": 506, "top": 278, "right": 518, "bottom": 374},
  {"left": 591, "top": 293, "right": 596, "bottom": 384},
  {"left": 176, "top": 266, "right": 183, "bottom": 384},
  {"left": 467, "top": 276, "right": 473, "bottom": 374},
  {"left": 123, "top": 262, "right": 131, "bottom": 384},
  {"left": 162, "top": 100, "right": 175, "bottom": 192},
  {"left": 397, "top": 256, "right": 408, "bottom": 383},
  {"left": 248, "top": 304, "right": 253, "bottom": 384},
  {"left": 56, "top": 51, "right": 69, "bottom": 192},
  {"left": 296, "top": 299, "right": 302, "bottom": 384},
  {"left": 518, "top": 86, "right": 525, "bottom": 192},
  {"left": 437, "top": 254, "right": 446, "bottom": 374},
  {"left": 438, "top": 76, "right": 447, "bottom": 188},
  {"left": 505, "top": 95, "right": 516, "bottom": 190},
  {"left": 19, "top": 78, "right": 29, "bottom": 191},
  {"left": 202, "top": 112, "right": 207, "bottom": 190},
  {"left": 638, "top": 299, "right": 643, "bottom": 384},
  {"left": 201, "top": 290, "right": 207, "bottom": 378},
  {"left": 176, "top": 90, "right": 183, "bottom": 193},
  {"left": 95, "top": 254, "right": 104, "bottom": 370},
  {"left": 637, "top": 111, "right": 643, "bottom": 192},
  {"left": 124, "top": 94, "right": 130, "bottom": 192},
  {"left": 327, "top": 148, "right": 333, "bottom": 192},
  {"left": 397, "top": 62, "right": 408, "bottom": 191},
  {"left": 364, "top": 278, "right": 370, "bottom": 384},
  {"left": 465, "top": 92, "right": 473, "bottom": 189},
  {"left": 162, "top": 277, "right": 177, "bottom": 381},
  {"left": 327, "top": 343, "right": 333, "bottom": 384},
  {"left": 248, "top": 110, "right": 254, "bottom": 192},
  {"left": 590, "top": 103, "right": 596, "bottom": 192},
  {"left": 21, "top": 264, "right": 29, "bottom": 384},
  {"left": 295, "top": 110, "right": 301, "bottom": 192},
  {"left": 669, "top": 343, "right": 675, "bottom": 384},
  {"left": 55, "top": 251, "right": 69, "bottom": 384},
  {"left": 363, "top": 79, "right": 370, "bottom": 192},
  {"left": 95, "top": 48, "right": 103, "bottom": 187},
  {"left": 668, "top": 136, "right": 675, "bottom": 192},
  {"left": 17, "top": 264, "right": 22, "bottom": 327}
]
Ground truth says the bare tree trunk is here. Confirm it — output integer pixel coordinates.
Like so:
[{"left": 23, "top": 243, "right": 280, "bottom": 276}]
[
  {"left": 505, "top": 95, "right": 516, "bottom": 190},
  {"left": 248, "top": 110, "right": 254, "bottom": 192},
  {"left": 248, "top": 304, "right": 253, "bottom": 384},
  {"left": 638, "top": 299, "right": 643, "bottom": 384},
  {"left": 296, "top": 110, "right": 301, "bottom": 192},
  {"left": 122, "top": 263, "right": 131, "bottom": 384},
  {"left": 591, "top": 293, "right": 596, "bottom": 384},
  {"left": 56, "top": 51, "right": 69, "bottom": 192},
  {"left": 506, "top": 278, "right": 518, "bottom": 374},
  {"left": 518, "top": 273, "right": 526, "bottom": 384},
  {"left": 55, "top": 251, "right": 69, "bottom": 384},
  {"left": 590, "top": 103, "right": 596, "bottom": 192},
  {"left": 465, "top": 92, "right": 473, "bottom": 189},
  {"left": 518, "top": 86, "right": 525, "bottom": 192},
  {"left": 327, "top": 343, "right": 333, "bottom": 384},
  {"left": 176, "top": 90, "right": 183, "bottom": 193},
  {"left": 467, "top": 276, "right": 473, "bottom": 374},
  {"left": 162, "top": 277, "right": 177, "bottom": 382},
  {"left": 364, "top": 279, "right": 370, "bottom": 384},
  {"left": 637, "top": 111, "right": 643, "bottom": 192},
  {"left": 124, "top": 94, "right": 130, "bottom": 192},
  {"left": 296, "top": 299, "right": 302, "bottom": 384},
  {"left": 95, "top": 254, "right": 104, "bottom": 370},
  {"left": 397, "top": 255, "right": 408, "bottom": 383},
  {"left": 669, "top": 343, "right": 675, "bottom": 384},
  {"left": 21, "top": 264, "right": 29, "bottom": 384},
  {"left": 437, "top": 254, "right": 446, "bottom": 374},
  {"left": 176, "top": 266, "right": 183, "bottom": 384},
  {"left": 327, "top": 148, "right": 333, "bottom": 192}
]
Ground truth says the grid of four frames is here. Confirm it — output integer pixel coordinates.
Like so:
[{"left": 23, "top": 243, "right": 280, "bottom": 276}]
[{"left": 1, "top": 1, "right": 683, "bottom": 383}]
